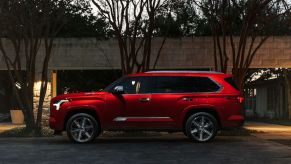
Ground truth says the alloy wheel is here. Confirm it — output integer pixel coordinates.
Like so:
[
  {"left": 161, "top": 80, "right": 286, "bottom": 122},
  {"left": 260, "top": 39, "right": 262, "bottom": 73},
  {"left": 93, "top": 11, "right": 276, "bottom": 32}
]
[
  {"left": 185, "top": 112, "right": 218, "bottom": 142},
  {"left": 67, "top": 114, "right": 98, "bottom": 143}
]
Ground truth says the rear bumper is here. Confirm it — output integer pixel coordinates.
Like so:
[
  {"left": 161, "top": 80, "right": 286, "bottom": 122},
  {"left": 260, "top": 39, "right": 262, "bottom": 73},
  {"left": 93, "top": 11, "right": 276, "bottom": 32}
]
[{"left": 223, "top": 115, "right": 245, "bottom": 128}]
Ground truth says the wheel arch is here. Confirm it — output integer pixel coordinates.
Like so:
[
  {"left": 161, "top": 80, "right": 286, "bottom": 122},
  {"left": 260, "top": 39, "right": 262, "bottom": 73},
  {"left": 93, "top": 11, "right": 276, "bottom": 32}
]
[
  {"left": 64, "top": 108, "right": 101, "bottom": 131},
  {"left": 182, "top": 107, "right": 221, "bottom": 130}
]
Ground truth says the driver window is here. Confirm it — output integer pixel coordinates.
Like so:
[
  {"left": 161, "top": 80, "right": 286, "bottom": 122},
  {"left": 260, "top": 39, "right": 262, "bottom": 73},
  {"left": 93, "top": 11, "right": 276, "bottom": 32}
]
[{"left": 116, "top": 77, "right": 153, "bottom": 94}]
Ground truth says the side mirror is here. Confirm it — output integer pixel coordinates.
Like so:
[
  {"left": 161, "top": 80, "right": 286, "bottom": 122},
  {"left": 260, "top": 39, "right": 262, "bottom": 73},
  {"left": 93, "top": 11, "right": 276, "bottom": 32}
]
[{"left": 112, "top": 86, "right": 124, "bottom": 94}]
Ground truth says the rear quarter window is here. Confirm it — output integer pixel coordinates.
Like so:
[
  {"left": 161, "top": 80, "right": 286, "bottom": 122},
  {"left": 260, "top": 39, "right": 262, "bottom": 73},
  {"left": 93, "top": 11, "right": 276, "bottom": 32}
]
[
  {"left": 224, "top": 77, "right": 239, "bottom": 90},
  {"left": 194, "top": 77, "right": 221, "bottom": 92}
]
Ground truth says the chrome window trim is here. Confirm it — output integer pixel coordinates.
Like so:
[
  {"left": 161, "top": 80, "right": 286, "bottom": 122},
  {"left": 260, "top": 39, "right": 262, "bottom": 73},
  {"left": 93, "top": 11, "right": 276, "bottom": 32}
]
[
  {"left": 119, "top": 76, "right": 223, "bottom": 95},
  {"left": 105, "top": 76, "right": 223, "bottom": 95},
  {"left": 145, "top": 71, "right": 223, "bottom": 74}
]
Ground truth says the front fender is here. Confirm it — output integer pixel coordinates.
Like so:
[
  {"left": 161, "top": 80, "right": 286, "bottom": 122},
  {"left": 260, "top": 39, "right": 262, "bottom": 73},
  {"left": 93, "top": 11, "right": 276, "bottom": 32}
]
[{"left": 60, "top": 100, "right": 105, "bottom": 128}]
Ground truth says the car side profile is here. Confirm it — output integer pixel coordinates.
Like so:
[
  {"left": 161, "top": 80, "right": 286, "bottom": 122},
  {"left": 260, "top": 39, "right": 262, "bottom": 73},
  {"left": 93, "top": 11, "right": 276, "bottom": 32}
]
[{"left": 49, "top": 71, "right": 244, "bottom": 143}]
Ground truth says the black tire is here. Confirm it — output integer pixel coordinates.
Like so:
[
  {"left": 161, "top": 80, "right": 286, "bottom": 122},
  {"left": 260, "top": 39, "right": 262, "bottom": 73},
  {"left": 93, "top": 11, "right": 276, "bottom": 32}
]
[
  {"left": 185, "top": 112, "right": 218, "bottom": 142},
  {"left": 66, "top": 113, "right": 100, "bottom": 143},
  {"left": 183, "top": 128, "right": 187, "bottom": 136}
]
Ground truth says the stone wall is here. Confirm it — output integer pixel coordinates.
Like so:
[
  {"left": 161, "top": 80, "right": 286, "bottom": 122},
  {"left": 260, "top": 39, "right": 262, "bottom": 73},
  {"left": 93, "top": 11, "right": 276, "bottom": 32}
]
[{"left": 33, "top": 81, "right": 51, "bottom": 125}]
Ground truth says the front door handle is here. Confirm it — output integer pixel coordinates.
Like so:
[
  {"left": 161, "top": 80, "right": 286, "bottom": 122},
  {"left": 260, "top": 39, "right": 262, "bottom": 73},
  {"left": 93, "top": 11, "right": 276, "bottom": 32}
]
[
  {"left": 183, "top": 97, "right": 193, "bottom": 101},
  {"left": 139, "top": 98, "right": 151, "bottom": 102}
]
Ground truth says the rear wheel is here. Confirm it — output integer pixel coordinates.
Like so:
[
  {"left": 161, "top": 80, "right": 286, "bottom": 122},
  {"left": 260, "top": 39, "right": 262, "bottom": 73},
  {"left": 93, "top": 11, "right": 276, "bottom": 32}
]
[
  {"left": 185, "top": 112, "right": 218, "bottom": 142},
  {"left": 66, "top": 113, "right": 99, "bottom": 143}
]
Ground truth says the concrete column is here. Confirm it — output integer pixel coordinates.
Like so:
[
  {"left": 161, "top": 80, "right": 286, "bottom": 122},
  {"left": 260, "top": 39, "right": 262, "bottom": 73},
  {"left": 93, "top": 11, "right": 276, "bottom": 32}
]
[{"left": 51, "top": 70, "right": 57, "bottom": 97}]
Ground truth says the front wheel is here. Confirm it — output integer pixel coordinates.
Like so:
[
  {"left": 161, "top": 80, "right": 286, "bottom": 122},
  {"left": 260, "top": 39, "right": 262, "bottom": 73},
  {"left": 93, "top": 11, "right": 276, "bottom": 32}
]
[
  {"left": 66, "top": 113, "right": 99, "bottom": 143},
  {"left": 185, "top": 112, "right": 218, "bottom": 142}
]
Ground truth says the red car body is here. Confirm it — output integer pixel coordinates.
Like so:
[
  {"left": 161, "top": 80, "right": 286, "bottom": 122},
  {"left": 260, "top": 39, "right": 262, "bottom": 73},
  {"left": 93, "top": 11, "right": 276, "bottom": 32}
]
[{"left": 49, "top": 71, "right": 244, "bottom": 142}]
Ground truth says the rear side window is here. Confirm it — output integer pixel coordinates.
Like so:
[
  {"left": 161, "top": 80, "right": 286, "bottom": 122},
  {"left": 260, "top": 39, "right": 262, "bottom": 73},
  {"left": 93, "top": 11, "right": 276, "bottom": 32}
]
[
  {"left": 153, "top": 76, "right": 220, "bottom": 93},
  {"left": 224, "top": 77, "right": 239, "bottom": 90}
]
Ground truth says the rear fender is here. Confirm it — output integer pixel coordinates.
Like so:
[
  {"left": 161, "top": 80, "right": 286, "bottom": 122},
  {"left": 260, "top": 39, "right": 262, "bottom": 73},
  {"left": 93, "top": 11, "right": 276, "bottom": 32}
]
[{"left": 179, "top": 104, "right": 220, "bottom": 127}]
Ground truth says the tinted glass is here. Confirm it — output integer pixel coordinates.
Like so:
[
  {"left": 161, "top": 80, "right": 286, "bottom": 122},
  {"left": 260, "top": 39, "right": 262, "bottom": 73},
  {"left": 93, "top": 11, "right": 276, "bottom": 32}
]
[
  {"left": 108, "top": 76, "right": 154, "bottom": 94},
  {"left": 224, "top": 77, "right": 239, "bottom": 90},
  {"left": 57, "top": 70, "right": 122, "bottom": 94},
  {"left": 154, "top": 76, "right": 220, "bottom": 93}
]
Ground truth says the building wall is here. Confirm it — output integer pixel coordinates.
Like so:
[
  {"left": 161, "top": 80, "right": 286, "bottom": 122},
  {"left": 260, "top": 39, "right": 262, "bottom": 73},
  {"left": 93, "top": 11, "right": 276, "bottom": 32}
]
[
  {"left": 256, "top": 87, "right": 268, "bottom": 118},
  {"left": 254, "top": 80, "right": 287, "bottom": 119},
  {"left": 1, "top": 36, "right": 291, "bottom": 72},
  {"left": 41, "top": 36, "right": 291, "bottom": 69}
]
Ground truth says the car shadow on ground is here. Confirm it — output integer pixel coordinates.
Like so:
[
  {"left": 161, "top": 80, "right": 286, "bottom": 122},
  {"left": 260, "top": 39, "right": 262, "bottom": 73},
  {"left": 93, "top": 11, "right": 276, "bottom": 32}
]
[{"left": 39, "top": 135, "right": 245, "bottom": 145}]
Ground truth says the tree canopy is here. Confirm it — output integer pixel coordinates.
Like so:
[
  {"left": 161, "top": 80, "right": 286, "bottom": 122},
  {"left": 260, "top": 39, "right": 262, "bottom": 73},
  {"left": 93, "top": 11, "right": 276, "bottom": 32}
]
[
  {"left": 2, "top": 0, "right": 287, "bottom": 38},
  {"left": 57, "top": 1, "right": 112, "bottom": 38}
]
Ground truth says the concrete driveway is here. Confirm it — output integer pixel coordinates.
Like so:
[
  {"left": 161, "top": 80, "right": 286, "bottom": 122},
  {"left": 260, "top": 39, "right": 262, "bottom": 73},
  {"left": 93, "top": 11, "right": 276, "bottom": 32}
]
[
  {"left": 0, "top": 134, "right": 291, "bottom": 164},
  {"left": 245, "top": 121, "right": 291, "bottom": 140},
  {"left": 245, "top": 121, "right": 291, "bottom": 133}
]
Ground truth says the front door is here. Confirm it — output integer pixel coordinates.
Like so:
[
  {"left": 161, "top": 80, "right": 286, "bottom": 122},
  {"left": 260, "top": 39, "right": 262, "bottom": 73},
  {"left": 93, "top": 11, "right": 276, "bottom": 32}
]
[{"left": 105, "top": 76, "right": 155, "bottom": 129}]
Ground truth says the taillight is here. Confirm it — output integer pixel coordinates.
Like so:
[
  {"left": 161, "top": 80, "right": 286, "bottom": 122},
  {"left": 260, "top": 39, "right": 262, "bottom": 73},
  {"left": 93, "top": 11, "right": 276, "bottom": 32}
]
[
  {"left": 238, "top": 97, "right": 244, "bottom": 104},
  {"left": 225, "top": 96, "right": 244, "bottom": 104}
]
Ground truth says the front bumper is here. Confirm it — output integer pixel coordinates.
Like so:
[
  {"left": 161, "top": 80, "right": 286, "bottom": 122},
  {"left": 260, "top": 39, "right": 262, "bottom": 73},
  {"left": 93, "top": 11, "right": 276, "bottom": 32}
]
[{"left": 49, "top": 116, "right": 64, "bottom": 131}]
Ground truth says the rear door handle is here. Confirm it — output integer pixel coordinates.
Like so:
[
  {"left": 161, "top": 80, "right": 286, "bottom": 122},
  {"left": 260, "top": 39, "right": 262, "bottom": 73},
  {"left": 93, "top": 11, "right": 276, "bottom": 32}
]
[
  {"left": 139, "top": 98, "right": 151, "bottom": 102},
  {"left": 182, "top": 97, "right": 193, "bottom": 101},
  {"left": 225, "top": 96, "right": 236, "bottom": 100}
]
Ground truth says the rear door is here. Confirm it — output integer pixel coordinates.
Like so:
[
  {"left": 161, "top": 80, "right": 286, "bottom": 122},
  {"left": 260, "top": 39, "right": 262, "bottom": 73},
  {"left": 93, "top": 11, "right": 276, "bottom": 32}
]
[{"left": 150, "top": 76, "right": 222, "bottom": 128}]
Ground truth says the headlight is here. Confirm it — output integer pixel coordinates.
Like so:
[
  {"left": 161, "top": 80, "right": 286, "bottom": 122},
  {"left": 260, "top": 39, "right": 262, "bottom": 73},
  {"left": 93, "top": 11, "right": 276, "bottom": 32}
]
[{"left": 53, "top": 99, "right": 69, "bottom": 110}]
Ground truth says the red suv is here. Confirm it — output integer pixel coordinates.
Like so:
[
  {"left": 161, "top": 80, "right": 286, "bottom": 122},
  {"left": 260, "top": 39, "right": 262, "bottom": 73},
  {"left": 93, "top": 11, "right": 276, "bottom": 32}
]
[{"left": 49, "top": 71, "right": 244, "bottom": 143}]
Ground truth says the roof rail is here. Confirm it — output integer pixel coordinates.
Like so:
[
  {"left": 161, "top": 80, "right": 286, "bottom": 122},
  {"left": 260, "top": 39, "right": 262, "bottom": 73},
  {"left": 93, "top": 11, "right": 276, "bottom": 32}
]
[{"left": 145, "top": 70, "right": 224, "bottom": 74}]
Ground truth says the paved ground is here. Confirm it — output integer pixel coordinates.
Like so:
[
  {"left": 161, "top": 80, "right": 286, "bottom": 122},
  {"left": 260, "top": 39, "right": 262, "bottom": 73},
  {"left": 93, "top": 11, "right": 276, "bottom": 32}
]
[
  {"left": 245, "top": 121, "right": 291, "bottom": 133},
  {"left": 0, "top": 134, "right": 291, "bottom": 164},
  {"left": 0, "top": 122, "right": 291, "bottom": 163},
  {"left": 245, "top": 121, "right": 291, "bottom": 140}
]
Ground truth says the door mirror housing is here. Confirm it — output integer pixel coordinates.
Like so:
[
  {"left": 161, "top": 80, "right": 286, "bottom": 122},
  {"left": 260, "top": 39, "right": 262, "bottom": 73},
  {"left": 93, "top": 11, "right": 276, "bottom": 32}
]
[{"left": 112, "top": 86, "right": 124, "bottom": 94}]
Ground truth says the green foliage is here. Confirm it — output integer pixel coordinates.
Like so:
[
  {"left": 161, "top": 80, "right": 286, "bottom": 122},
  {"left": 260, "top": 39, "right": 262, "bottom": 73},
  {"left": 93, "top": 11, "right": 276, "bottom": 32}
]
[
  {"left": 198, "top": 0, "right": 291, "bottom": 36},
  {"left": 0, "top": 0, "right": 111, "bottom": 38},
  {"left": 155, "top": 0, "right": 212, "bottom": 37},
  {"left": 57, "top": 1, "right": 112, "bottom": 38},
  {"left": 245, "top": 68, "right": 289, "bottom": 86},
  {"left": 4, "top": 0, "right": 288, "bottom": 38},
  {"left": 59, "top": 0, "right": 291, "bottom": 37}
]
